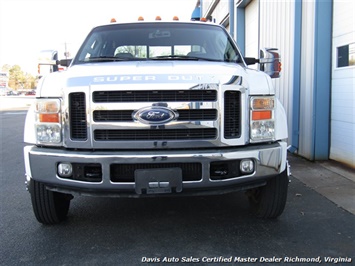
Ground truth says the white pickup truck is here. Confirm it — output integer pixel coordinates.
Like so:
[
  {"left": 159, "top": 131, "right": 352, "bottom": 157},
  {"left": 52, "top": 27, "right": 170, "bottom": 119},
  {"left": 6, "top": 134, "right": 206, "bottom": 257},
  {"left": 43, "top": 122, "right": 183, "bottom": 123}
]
[{"left": 24, "top": 19, "right": 289, "bottom": 224}]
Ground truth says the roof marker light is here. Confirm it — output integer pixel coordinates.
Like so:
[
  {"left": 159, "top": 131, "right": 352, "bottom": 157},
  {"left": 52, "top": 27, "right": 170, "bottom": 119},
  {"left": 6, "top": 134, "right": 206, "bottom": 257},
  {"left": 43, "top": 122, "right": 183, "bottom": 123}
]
[
  {"left": 173, "top": 16, "right": 179, "bottom": 21},
  {"left": 155, "top": 16, "right": 162, "bottom": 21},
  {"left": 138, "top": 16, "right": 144, "bottom": 21},
  {"left": 110, "top": 18, "right": 116, "bottom": 23}
]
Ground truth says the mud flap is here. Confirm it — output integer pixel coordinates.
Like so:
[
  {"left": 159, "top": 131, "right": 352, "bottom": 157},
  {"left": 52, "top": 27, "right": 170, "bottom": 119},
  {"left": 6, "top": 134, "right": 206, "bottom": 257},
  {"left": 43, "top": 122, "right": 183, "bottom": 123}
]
[{"left": 134, "top": 168, "right": 183, "bottom": 195}]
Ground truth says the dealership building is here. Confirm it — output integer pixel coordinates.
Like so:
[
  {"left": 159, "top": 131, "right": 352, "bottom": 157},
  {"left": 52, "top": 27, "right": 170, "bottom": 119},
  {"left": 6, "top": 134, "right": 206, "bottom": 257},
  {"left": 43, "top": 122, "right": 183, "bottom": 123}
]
[{"left": 195, "top": 0, "right": 354, "bottom": 167}]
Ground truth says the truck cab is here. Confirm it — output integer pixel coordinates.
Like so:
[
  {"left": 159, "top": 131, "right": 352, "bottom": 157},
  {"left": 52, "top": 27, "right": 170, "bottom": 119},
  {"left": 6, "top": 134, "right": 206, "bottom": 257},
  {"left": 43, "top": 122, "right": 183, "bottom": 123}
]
[{"left": 24, "top": 19, "right": 289, "bottom": 224}]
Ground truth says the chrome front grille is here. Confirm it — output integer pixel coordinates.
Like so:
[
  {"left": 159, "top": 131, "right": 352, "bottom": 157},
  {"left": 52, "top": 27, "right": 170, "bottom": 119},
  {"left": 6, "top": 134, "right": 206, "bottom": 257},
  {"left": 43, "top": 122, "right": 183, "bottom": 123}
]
[
  {"left": 69, "top": 92, "right": 87, "bottom": 140},
  {"left": 224, "top": 91, "right": 241, "bottom": 139},
  {"left": 67, "top": 87, "right": 242, "bottom": 148}
]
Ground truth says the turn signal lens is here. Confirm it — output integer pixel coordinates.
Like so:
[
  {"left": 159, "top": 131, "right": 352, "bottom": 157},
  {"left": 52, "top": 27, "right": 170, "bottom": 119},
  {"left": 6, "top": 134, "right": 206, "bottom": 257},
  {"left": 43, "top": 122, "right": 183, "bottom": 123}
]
[
  {"left": 39, "top": 113, "right": 60, "bottom": 123},
  {"left": 252, "top": 98, "right": 274, "bottom": 109},
  {"left": 252, "top": 110, "right": 272, "bottom": 120},
  {"left": 250, "top": 96, "right": 275, "bottom": 142},
  {"left": 36, "top": 100, "right": 60, "bottom": 113},
  {"left": 35, "top": 99, "right": 62, "bottom": 145},
  {"left": 36, "top": 100, "right": 60, "bottom": 123}
]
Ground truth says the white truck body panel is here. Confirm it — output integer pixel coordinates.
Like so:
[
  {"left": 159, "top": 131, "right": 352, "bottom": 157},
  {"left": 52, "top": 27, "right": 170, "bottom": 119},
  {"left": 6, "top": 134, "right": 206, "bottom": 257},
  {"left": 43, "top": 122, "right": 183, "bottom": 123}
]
[{"left": 23, "top": 21, "right": 289, "bottom": 223}]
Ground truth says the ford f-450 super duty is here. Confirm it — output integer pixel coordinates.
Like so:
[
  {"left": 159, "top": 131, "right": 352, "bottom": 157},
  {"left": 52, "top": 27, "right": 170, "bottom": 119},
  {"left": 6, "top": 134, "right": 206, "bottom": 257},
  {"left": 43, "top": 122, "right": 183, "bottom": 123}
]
[{"left": 24, "top": 19, "right": 289, "bottom": 224}]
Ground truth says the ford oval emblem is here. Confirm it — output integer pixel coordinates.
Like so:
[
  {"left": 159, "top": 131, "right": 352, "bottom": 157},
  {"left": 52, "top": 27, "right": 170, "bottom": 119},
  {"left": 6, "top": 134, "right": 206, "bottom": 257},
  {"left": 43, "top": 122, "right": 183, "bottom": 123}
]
[{"left": 133, "top": 107, "right": 178, "bottom": 125}]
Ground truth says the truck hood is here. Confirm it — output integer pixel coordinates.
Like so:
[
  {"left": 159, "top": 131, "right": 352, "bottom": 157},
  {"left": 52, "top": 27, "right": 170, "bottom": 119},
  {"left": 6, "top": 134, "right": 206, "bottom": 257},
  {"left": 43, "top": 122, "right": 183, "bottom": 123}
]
[{"left": 38, "top": 61, "right": 273, "bottom": 97}]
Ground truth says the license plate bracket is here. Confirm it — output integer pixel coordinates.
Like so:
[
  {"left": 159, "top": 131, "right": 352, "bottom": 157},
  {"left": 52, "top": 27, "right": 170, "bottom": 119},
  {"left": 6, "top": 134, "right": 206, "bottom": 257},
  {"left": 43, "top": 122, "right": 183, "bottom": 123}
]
[{"left": 134, "top": 168, "right": 182, "bottom": 194}]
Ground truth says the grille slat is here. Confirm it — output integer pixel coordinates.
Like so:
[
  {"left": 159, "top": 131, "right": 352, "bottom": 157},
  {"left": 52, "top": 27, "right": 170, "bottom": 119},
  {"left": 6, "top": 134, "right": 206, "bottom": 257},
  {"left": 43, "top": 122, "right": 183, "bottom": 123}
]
[
  {"left": 178, "top": 109, "right": 217, "bottom": 121},
  {"left": 94, "top": 128, "right": 217, "bottom": 141},
  {"left": 69, "top": 92, "right": 87, "bottom": 140},
  {"left": 224, "top": 91, "right": 241, "bottom": 139},
  {"left": 93, "top": 109, "right": 217, "bottom": 122},
  {"left": 94, "top": 110, "right": 133, "bottom": 122},
  {"left": 93, "top": 90, "right": 217, "bottom": 102},
  {"left": 111, "top": 163, "right": 202, "bottom": 182}
]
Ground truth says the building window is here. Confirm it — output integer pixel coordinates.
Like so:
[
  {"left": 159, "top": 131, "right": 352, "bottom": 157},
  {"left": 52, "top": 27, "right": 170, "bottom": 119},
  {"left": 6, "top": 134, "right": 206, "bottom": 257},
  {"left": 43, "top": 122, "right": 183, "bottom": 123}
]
[{"left": 337, "top": 43, "right": 355, "bottom": 68}]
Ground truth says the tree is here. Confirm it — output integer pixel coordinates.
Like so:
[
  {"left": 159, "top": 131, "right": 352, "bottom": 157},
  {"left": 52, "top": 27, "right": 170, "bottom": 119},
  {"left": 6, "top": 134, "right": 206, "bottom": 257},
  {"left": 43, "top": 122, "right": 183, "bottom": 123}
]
[
  {"left": 1, "top": 64, "right": 37, "bottom": 90},
  {"left": 1, "top": 64, "right": 11, "bottom": 73}
]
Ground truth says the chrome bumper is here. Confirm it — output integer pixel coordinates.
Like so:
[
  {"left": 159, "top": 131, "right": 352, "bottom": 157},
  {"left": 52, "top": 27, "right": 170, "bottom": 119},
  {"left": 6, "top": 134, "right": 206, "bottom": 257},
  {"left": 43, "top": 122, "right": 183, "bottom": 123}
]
[{"left": 24, "top": 141, "right": 288, "bottom": 196}]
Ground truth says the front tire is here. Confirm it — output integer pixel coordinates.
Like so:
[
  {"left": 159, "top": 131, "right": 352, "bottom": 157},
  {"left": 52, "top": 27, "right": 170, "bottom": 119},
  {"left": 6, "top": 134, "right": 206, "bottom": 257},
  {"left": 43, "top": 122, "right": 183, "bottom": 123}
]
[
  {"left": 247, "top": 168, "right": 289, "bottom": 219},
  {"left": 30, "top": 180, "right": 72, "bottom": 225}
]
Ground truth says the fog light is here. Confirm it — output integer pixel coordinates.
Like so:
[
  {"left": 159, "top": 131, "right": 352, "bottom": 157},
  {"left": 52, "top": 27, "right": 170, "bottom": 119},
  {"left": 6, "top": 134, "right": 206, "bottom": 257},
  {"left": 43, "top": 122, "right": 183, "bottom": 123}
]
[
  {"left": 240, "top": 159, "right": 254, "bottom": 174},
  {"left": 58, "top": 163, "right": 73, "bottom": 178}
]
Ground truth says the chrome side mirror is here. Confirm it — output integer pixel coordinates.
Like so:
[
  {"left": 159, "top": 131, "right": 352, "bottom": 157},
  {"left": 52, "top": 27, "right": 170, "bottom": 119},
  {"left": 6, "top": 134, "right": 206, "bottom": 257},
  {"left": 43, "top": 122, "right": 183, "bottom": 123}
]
[{"left": 259, "top": 48, "right": 281, "bottom": 79}]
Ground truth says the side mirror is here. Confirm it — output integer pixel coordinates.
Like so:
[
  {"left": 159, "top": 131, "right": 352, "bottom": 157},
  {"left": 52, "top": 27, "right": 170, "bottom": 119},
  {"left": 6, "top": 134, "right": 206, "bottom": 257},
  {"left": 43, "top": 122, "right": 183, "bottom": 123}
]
[
  {"left": 259, "top": 48, "right": 281, "bottom": 79},
  {"left": 38, "top": 50, "right": 58, "bottom": 66},
  {"left": 58, "top": 59, "right": 72, "bottom": 67},
  {"left": 38, "top": 50, "right": 59, "bottom": 77},
  {"left": 244, "top": 57, "right": 259, "bottom": 65},
  {"left": 38, "top": 50, "right": 72, "bottom": 77}
]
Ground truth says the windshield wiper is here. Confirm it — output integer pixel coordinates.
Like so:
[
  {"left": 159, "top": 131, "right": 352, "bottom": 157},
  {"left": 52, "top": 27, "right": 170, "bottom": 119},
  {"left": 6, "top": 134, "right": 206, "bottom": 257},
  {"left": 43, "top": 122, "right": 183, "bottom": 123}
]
[
  {"left": 84, "top": 56, "right": 140, "bottom": 62},
  {"left": 150, "top": 55, "right": 221, "bottom": 62}
]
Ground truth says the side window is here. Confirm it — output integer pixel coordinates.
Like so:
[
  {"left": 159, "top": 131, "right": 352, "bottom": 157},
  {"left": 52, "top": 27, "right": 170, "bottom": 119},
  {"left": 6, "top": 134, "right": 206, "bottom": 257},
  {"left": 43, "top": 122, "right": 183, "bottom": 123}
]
[
  {"left": 337, "top": 43, "right": 355, "bottom": 68},
  {"left": 224, "top": 41, "right": 239, "bottom": 62}
]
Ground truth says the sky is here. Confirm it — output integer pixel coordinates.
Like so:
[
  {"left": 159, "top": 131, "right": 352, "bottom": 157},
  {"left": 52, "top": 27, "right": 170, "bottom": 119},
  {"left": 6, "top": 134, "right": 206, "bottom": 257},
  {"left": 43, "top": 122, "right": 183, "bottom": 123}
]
[{"left": 0, "top": 0, "right": 198, "bottom": 75}]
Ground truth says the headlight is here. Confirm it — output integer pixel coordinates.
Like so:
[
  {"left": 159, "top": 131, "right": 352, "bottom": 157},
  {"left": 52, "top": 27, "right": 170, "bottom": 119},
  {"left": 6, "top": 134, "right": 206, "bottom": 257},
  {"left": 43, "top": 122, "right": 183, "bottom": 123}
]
[
  {"left": 250, "top": 96, "right": 275, "bottom": 142},
  {"left": 35, "top": 99, "right": 62, "bottom": 145}
]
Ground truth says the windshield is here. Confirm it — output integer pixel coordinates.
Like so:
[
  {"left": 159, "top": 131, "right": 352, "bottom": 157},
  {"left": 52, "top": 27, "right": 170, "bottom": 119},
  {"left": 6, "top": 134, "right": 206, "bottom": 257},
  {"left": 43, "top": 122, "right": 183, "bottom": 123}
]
[{"left": 73, "top": 22, "right": 242, "bottom": 64}]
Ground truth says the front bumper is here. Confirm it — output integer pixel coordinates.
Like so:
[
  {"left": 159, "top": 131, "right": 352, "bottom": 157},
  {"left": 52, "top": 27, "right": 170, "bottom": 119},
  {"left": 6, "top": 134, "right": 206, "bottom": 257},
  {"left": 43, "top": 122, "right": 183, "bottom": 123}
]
[{"left": 24, "top": 141, "right": 288, "bottom": 197}]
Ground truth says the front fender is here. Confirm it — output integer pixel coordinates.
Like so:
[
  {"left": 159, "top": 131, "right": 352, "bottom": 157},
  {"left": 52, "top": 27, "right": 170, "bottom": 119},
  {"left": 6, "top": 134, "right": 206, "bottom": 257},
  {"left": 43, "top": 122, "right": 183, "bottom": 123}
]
[
  {"left": 275, "top": 98, "right": 288, "bottom": 141},
  {"left": 37, "top": 72, "right": 65, "bottom": 97}
]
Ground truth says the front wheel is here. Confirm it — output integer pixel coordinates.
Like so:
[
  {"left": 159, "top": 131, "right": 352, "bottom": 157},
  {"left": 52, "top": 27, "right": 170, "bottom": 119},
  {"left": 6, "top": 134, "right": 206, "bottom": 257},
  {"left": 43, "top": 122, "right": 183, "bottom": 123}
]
[
  {"left": 247, "top": 168, "right": 289, "bottom": 219},
  {"left": 30, "top": 180, "right": 72, "bottom": 225}
]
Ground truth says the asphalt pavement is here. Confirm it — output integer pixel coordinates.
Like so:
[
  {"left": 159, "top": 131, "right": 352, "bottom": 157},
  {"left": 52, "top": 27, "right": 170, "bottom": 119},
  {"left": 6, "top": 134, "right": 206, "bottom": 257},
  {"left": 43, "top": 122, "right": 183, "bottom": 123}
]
[{"left": 0, "top": 96, "right": 34, "bottom": 111}]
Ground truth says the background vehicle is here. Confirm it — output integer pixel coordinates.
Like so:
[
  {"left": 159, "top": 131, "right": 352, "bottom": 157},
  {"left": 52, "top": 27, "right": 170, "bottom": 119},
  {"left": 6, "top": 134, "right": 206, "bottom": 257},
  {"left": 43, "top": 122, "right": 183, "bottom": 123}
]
[{"left": 24, "top": 19, "right": 288, "bottom": 224}]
